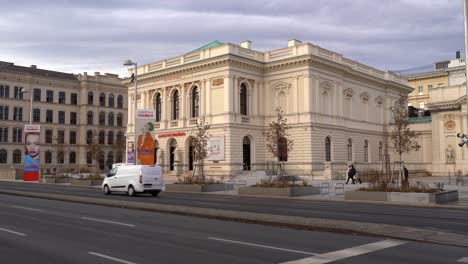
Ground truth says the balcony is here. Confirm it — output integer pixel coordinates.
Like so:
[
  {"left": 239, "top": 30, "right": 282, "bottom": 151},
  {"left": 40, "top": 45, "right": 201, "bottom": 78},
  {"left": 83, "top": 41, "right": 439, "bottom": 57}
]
[
  {"left": 189, "top": 118, "right": 198, "bottom": 126},
  {"left": 241, "top": 116, "right": 250, "bottom": 123},
  {"left": 170, "top": 120, "right": 178, "bottom": 127}
]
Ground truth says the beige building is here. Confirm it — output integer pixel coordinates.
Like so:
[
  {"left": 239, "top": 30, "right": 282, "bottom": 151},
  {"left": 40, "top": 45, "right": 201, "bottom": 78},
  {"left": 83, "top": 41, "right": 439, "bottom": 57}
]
[
  {"left": 124, "top": 40, "right": 411, "bottom": 179},
  {"left": 0, "top": 62, "right": 128, "bottom": 179},
  {"left": 407, "top": 71, "right": 448, "bottom": 110}
]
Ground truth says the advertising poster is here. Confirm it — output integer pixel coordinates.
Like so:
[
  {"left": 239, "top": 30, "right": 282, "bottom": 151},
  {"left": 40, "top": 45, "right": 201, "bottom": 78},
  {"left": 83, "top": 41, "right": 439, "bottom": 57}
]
[
  {"left": 24, "top": 124, "right": 41, "bottom": 181},
  {"left": 136, "top": 109, "right": 155, "bottom": 165},
  {"left": 207, "top": 136, "right": 225, "bottom": 161},
  {"left": 127, "top": 142, "right": 135, "bottom": 164}
]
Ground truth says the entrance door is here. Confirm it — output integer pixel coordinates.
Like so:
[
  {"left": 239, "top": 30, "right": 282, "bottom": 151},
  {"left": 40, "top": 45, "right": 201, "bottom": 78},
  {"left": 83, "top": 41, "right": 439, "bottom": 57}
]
[
  {"left": 243, "top": 136, "right": 251, "bottom": 170},
  {"left": 189, "top": 144, "right": 194, "bottom": 171}
]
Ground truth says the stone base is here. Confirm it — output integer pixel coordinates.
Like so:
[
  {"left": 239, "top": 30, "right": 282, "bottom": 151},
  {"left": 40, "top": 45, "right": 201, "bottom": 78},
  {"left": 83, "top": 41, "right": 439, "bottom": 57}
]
[
  {"left": 165, "top": 183, "right": 232, "bottom": 192},
  {"left": 345, "top": 190, "right": 458, "bottom": 204},
  {"left": 239, "top": 186, "right": 320, "bottom": 197}
]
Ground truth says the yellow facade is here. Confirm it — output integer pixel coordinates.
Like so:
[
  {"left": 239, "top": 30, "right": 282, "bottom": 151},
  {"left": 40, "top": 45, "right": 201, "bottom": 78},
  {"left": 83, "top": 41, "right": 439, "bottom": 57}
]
[{"left": 407, "top": 71, "right": 448, "bottom": 109}]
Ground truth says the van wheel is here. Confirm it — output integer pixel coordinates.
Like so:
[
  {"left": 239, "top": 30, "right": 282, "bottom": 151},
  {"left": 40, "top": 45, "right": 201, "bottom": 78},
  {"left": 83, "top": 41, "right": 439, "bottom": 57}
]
[
  {"left": 127, "top": 186, "right": 136, "bottom": 197},
  {"left": 151, "top": 191, "right": 161, "bottom": 197},
  {"left": 103, "top": 185, "right": 111, "bottom": 195}
]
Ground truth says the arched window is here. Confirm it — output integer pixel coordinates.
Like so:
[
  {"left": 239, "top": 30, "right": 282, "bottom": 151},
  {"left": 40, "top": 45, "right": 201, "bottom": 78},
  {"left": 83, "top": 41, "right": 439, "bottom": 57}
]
[
  {"left": 99, "top": 111, "right": 105, "bottom": 126},
  {"left": 116, "top": 131, "right": 123, "bottom": 144},
  {"left": 325, "top": 137, "right": 331, "bottom": 162},
  {"left": 154, "top": 93, "right": 162, "bottom": 122},
  {"left": 117, "top": 113, "right": 123, "bottom": 127},
  {"left": 364, "top": 140, "right": 369, "bottom": 162},
  {"left": 379, "top": 141, "right": 383, "bottom": 161},
  {"left": 86, "top": 151, "right": 92, "bottom": 164},
  {"left": 87, "top": 130, "right": 93, "bottom": 144},
  {"left": 45, "top": 151, "right": 52, "bottom": 164},
  {"left": 107, "top": 151, "right": 114, "bottom": 170},
  {"left": 99, "top": 151, "right": 105, "bottom": 170},
  {"left": 278, "top": 137, "right": 288, "bottom": 162},
  {"left": 88, "top": 91, "right": 93, "bottom": 105},
  {"left": 117, "top": 95, "right": 123, "bottom": 108},
  {"left": 172, "top": 90, "right": 179, "bottom": 120},
  {"left": 108, "top": 131, "right": 114, "bottom": 145},
  {"left": 13, "top": 149, "right": 21, "bottom": 164},
  {"left": 108, "top": 94, "right": 115, "bottom": 107},
  {"left": 347, "top": 139, "right": 353, "bottom": 161},
  {"left": 57, "top": 151, "right": 64, "bottom": 164},
  {"left": 99, "top": 131, "right": 105, "bottom": 144},
  {"left": 116, "top": 151, "right": 123, "bottom": 163},
  {"left": 69, "top": 151, "right": 76, "bottom": 164},
  {"left": 191, "top": 87, "right": 199, "bottom": 118},
  {"left": 240, "top": 83, "right": 248, "bottom": 115},
  {"left": 99, "top": 93, "right": 106, "bottom": 106},
  {"left": 87, "top": 111, "right": 93, "bottom": 125},
  {"left": 108, "top": 112, "right": 114, "bottom": 126},
  {"left": 0, "top": 149, "right": 7, "bottom": 163}
]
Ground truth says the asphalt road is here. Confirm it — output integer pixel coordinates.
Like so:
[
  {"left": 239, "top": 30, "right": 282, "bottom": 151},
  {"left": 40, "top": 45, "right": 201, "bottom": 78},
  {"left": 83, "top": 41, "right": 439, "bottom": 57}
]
[
  {"left": 0, "top": 194, "right": 467, "bottom": 264},
  {"left": 1, "top": 181, "right": 468, "bottom": 237}
]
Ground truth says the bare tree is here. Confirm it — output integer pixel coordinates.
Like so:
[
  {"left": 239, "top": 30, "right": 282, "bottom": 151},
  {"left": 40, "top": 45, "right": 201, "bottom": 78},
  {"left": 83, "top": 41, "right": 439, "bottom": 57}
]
[
  {"left": 86, "top": 129, "right": 104, "bottom": 177},
  {"left": 389, "top": 94, "right": 421, "bottom": 186},
  {"left": 262, "top": 107, "right": 294, "bottom": 179},
  {"left": 190, "top": 117, "right": 212, "bottom": 182},
  {"left": 112, "top": 131, "right": 126, "bottom": 163},
  {"left": 52, "top": 135, "right": 66, "bottom": 177}
]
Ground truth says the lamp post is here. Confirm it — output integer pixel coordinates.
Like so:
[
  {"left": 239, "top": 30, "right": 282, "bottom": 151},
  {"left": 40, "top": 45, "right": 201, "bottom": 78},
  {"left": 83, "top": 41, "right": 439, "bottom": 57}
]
[
  {"left": 124, "top": 59, "right": 138, "bottom": 165},
  {"left": 20, "top": 88, "right": 33, "bottom": 125}
]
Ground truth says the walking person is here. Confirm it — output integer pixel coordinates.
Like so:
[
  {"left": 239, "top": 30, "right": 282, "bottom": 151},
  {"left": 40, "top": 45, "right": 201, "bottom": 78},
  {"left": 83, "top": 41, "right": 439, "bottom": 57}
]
[
  {"left": 403, "top": 165, "right": 409, "bottom": 187},
  {"left": 346, "top": 164, "right": 357, "bottom": 184}
]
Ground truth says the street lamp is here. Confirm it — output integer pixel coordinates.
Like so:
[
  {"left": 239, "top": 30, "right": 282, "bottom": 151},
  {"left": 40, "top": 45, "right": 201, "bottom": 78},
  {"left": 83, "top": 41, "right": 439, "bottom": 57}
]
[
  {"left": 21, "top": 88, "right": 33, "bottom": 125},
  {"left": 124, "top": 59, "right": 138, "bottom": 165}
]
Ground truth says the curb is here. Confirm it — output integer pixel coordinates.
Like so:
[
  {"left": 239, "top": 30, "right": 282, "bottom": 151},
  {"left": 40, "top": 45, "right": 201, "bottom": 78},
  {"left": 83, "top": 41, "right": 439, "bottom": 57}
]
[{"left": 1, "top": 189, "right": 468, "bottom": 248}]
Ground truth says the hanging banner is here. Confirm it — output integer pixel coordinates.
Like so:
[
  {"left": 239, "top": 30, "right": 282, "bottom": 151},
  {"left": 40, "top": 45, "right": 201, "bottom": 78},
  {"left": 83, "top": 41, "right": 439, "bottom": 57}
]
[
  {"left": 127, "top": 142, "right": 135, "bottom": 164},
  {"left": 24, "top": 125, "right": 41, "bottom": 181},
  {"left": 136, "top": 109, "right": 155, "bottom": 165},
  {"left": 207, "top": 136, "right": 225, "bottom": 161}
]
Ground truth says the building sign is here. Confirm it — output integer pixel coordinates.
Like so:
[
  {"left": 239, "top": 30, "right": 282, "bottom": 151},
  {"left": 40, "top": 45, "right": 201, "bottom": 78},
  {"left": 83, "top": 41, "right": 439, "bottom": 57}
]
[
  {"left": 24, "top": 125, "right": 41, "bottom": 181},
  {"left": 136, "top": 109, "right": 155, "bottom": 165},
  {"left": 207, "top": 136, "right": 225, "bottom": 161},
  {"left": 158, "top": 132, "right": 186, "bottom": 138},
  {"left": 136, "top": 109, "right": 155, "bottom": 119}
]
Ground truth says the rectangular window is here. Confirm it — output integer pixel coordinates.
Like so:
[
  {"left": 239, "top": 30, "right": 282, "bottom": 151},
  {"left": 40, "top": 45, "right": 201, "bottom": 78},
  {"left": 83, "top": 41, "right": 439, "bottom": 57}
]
[
  {"left": 46, "top": 110, "right": 53, "bottom": 123},
  {"left": 58, "top": 111, "right": 65, "bottom": 124},
  {"left": 0, "top": 127, "right": 8, "bottom": 142},
  {"left": 14, "top": 87, "right": 23, "bottom": 99},
  {"left": 428, "top": 84, "right": 433, "bottom": 89},
  {"left": 0, "top": 85, "right": 9, "bottom": 98},
  {"left": 33, "top": 109, "right": 41, "bottom": 122},
  {"left": 13, "top": 128, "right": 22, "bottom": 143},
  {"left": 0, "top": 106, "right": 8, "bottom": 120},
  {"left": 46, "top": 90, "right": 53, "bottom": 103},
  {"left": 34, "top": 88, "right": 41, "bottom": 101},
  {"left": 70, "top": 112, "right": 77, "bottom": 125},
  {"left": 71, "top": 93, "right": 78, "bottom": 105},
  {"left": 69, "top": 131, "right": 76, "bottom": 144},
  {"left": 13, "top": 107, "right": 23, "bottom": 121},
  {"left": 59, "top": 91, "right": 66, "bottom": 104},
  {"left": 418, "top": 86, "right": 423, "bottom": 95},
  {"left": 45, "top": 129, "right": 53, "bottom": 144},
  {"left": 57, "top": 130, "right": 65, "bottom": 144}
]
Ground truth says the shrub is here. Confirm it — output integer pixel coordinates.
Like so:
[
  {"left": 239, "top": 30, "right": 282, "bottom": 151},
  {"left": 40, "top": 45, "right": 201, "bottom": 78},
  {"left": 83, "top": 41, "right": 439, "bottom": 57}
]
[{"left": 359, "top": 181, "right": 442, "bottom": 193}]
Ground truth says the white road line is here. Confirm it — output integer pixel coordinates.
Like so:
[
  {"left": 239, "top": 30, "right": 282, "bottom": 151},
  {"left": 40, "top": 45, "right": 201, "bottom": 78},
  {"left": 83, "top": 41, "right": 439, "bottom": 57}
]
[
  {"left": 458, "top": 257, "right": 468, "bottom": 263},
  {"left": 280, "top": 239, "right": 406, "bottom": 264},
  {"left": 81, "top": 217, "right": 135, "bottom": 227},
  {"left": 208, "top": 237, "right": 318, "bottom": 256},
  {"left": 88, "top": 252, "right": 136, "bottom": 264},
  {"left": 11, "top": 206, "right": 44, "bottom": 212},
  {"left": 0, "top": 227, "right": 27, "bottom": 236}
]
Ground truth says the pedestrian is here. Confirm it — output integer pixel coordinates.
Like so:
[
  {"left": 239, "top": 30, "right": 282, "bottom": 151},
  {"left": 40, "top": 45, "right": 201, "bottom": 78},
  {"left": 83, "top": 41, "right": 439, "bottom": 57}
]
[
  {"left": 403, "top": 165, "right": 409, "bottom": 187},
  {"left": 346, "top": 164, "right": 357, "bottom": 184}
]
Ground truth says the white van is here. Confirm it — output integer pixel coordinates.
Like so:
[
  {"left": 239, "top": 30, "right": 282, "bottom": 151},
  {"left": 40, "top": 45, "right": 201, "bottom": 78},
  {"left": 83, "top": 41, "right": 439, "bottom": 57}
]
[{"left": 102, "top": 165, "right": 164, "bottom": 197}]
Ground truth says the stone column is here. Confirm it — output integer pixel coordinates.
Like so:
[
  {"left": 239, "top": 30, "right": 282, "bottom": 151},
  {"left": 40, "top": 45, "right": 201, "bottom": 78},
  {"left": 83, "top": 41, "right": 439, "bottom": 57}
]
[
  {"left": 303, "top": 75, "right": 312, "bottom": 112},
  {"left": 224, "top": 75, "right": 234, "bottom": 113},
  {"left": 253, "top": 81, "right": 259, "bottom": 116},
  {"left": 293, "top": 76, "right": 299, "bottom": 114},
  {"left": 233, "top": 77, "right": 239, "bottom": 113},
  {"left": 313, "top": 76, "right": 320, "bottom": 113},
  {"left": 205, "top": 79, "right": 211, "bottom": 116},
  {"left": 181, "top": 84, "right": 186, "bottom": 120}
]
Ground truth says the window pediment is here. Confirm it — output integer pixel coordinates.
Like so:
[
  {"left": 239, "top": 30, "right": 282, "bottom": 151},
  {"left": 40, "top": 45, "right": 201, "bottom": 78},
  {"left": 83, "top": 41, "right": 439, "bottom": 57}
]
[
  {"left": 360, "top": 92, "right": 370, "bottom": 103},
  {"left": 320, "top": 81, "right": 334, "bottom": 96},
  {"left": 343, "top": 88, "right": 354, "bottom": 99},
  {"left": 375, "top": 96, "right": 384, "bottom": 107},
  {"left": 271, "top": 81, "right": 291, "bottom": 95}
]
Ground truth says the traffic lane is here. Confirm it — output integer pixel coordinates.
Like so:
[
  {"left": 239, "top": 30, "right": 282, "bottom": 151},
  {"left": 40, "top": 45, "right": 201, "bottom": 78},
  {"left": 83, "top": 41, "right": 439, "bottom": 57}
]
[
  {"left": 0, "top": 194, "right": 383, "bottom": 264},
  {"left": 2, "top": 181, "right": 468, "bottom": 235}
]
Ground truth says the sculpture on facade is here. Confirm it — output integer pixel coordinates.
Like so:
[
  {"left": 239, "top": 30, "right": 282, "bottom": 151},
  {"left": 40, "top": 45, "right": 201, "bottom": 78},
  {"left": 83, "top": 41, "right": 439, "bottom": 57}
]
[
  {"left": 156, "top": 148, "right": 163, "bottom": 165},
  {"left": 446, "top": 144, "right": 455, "bottom": 163},
  {"left": 173, "top": 145, "right": 180, "bottom": 163}
]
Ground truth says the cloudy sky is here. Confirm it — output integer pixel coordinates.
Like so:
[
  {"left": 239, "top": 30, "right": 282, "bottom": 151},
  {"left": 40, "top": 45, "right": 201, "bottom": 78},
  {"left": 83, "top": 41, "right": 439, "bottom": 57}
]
[{"left": 0, "top": 0, "right": 463, "bottom": 77}]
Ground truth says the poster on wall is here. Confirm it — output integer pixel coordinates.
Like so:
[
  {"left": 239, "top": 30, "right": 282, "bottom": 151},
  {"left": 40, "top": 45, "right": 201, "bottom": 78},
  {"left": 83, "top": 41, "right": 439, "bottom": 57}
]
[
  {"left": 136, "top": 109, "right": 155, "bottom": 165},
  {"left": 24, "top": 124, "right": 41, "bottom": 181},
  {"left": 207, "top": 136, "right": 225, "bottom": 161},
  {"left": 127, "top": 142, "right": 135, "bottom": 164}
]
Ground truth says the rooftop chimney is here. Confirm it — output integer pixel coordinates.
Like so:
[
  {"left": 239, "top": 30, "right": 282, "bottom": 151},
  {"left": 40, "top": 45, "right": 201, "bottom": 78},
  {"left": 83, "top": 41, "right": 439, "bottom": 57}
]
[
  {"left": 240, "top": 40, "right": 252, "bottom": 49},
  {"left": 288, "top": 39, "right": 302, "bottom": 47},
  {"left": 30, "top": 65, "right": 37, "bottom": 69},
  {"left": 456, "top": 51, "right": 461, "bottom": 59}
]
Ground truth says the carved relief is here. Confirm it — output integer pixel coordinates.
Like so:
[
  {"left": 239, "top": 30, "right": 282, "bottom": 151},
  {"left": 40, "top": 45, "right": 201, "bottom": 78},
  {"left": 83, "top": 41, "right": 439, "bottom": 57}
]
[
  {"left": 343, "top": 88, "right": 354, "bottom": 100},
  {"left": 271, "top": 81, "right": 291, "bottom": 95},
  {"left": 375, "top": 96, "right": 384, "bottom": 107},
  {"left": 360, "top": 92, "right": 370, "bottom": 103},
  {"left": 320, "top": 81, "right": 334, "bottom": 96},
  {"left": 212, "top": 78, "right": 224, "bottom": 86}
]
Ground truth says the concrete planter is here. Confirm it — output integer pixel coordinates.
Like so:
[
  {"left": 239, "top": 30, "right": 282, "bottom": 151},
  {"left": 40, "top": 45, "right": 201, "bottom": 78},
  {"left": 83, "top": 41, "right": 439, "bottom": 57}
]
[
  {"left": 165, "top": 183, "right": 231, "bottom": 192},
  {"left": 238, "top": 186, "right": 320, "bottom": 197},
  {"left": 345, "top": 190, "right": 458, "bottom": 204},
  {"left": 44, "top": 177, "right": 72, "bottom": 184},
  {"left": 70, "top": 179, "right": 103, "bottom": 186}
]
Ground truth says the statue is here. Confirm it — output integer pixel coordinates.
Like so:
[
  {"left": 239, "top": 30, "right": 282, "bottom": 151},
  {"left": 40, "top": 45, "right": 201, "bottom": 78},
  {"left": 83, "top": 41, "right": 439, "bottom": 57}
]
[
  {"left": 446, "top": 144, "right": 455, "bottom": 163},
  {"left": 173, "top": 145, "right": 180, "bottom": 163},
  {"left": 156, "top": 148, "right": 163, "bottom": 165}
]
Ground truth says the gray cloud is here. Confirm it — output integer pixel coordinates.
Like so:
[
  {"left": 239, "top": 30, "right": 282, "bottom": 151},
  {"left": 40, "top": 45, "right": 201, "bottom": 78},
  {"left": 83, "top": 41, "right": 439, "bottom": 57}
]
[{"left": 0, "top": 0, "right": 464, "bottom": 77}]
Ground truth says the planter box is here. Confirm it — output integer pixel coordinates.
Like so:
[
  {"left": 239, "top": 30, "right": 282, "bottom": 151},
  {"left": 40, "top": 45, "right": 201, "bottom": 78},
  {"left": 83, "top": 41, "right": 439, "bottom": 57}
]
[
  {"left": 165, "top": 183, "right": 232, "bottom": 193},
  {"left": 239, "top": 186, "right": 320, "bottom": 197},
  {"left": 70, "top": 179, "right": 103, "bottom": 186},
  {"left": 345, "top": 190, "right": 458, "bottom": 204},
  {"left": 44, "top": 177, "right": 72, "bottom": 184}
]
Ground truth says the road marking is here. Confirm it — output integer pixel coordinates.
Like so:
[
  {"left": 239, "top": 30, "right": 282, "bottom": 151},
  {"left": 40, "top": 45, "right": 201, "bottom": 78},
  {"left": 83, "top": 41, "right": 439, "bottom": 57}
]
[
  {"left": 208, "top": 237, "right": 318, "bottom": 256},
  {"left": 458, "top": 257, "right": 468, "bottom": 263},
  {"left": 88, "top": 252, "right": 136, "bottom": 264},
  {"left": 280, "top": 239, "right": 406, "bottom": 264},
  {"left": 11, "top": 206, "right": 44, "bottom": 212},
  {"left": 81, "top": 217, "right": 135, "bottom": 227},
  {"left": 0, "top": 227, "right": 27, "bottom": 236}
]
